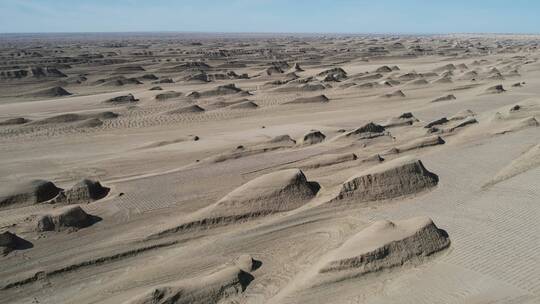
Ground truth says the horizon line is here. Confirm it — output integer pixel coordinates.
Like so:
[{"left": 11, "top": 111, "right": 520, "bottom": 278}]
[{"left": 1, "top": 30, "right": 540, "bottom": 36}]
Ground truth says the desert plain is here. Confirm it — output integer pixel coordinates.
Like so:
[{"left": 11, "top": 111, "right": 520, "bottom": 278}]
[{"left": 0, "top": 32, "right": 539, "bottom": 303}]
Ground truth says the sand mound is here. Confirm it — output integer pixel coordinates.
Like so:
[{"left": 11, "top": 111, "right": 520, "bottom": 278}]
[
  {"left": 0, "top": 117, "right": 30, "bottom": 126},
  {"left": 318, "top": 67, "right": 347, "bottom": 81},
  {"left": 432, "top": 76, "right": 453, "bottom": 84},
  {"left": 166, "top": 105, "right": 205, "bottom": 115},
  {"left": 140, "top": 74, "right": 158, "bottom": 80},
  {"left": 485, "top": 144, "right": 540, "bottom": 187},
  {"left": 114, "top": 65, "right": 145, "bottom": 73},
  {"left": 104, "top": 94, "right": 138, "bottom": 104},
  {"left": 383, "top": 112, "right": 419, "bottom": 128},
  {"left": 0, "top": 231, "right": 17, "bottom": 255},
  {"left": 76, "top": 118, "right": 103, "bottom": 128},
  {"left": 408, "top": 79, "right": 429, "bottom": 86},
  {"left": 125, "top": 263, "right": 254, "bottom": 304},
  {"left": 425, "top": 117, "right": 449, "bottom": 128},
  {"left": 227, "top": 100, "right": 258, "bottom": 109},
  {"left": 209, "top": 169, "right": 317, "bottom": 217},
  {"left": 33, "top": 111, "right": 117, "bottom": 125},
  {"left": 485, "top": 84, "right": 506, "bottom": 94},
  {"left": 442, "top": 117, "right": 478, "bottom": 133},
  {"left": 95, "top": 111, "right": 119, "bottom": 119},
  {"left": 31, "top": 86, "right": 72, "bottom": 97},
  {"left": 153, "top": 169, "right": 318, "bottom": 235},
  {"left": 290, "top": 63, "right": 304, "bottom": 72},
  {"left": 266, "top": 66, "right": 284, "bottom": 75},
  {"left": 0, "top": 180, "right": 61, "bottom": 208},
  {"left": 298, "top": 130, "right": 326, "bottom": 145},
  {"left": 274, "top": 80, "right": 328, "bottom": 93},
  {"left": 449, "top": 109, "right": 476, "bottom": 121},
  {"left": 35, "top": 113, "right": 83, "bottom": 124},
  {"left": 268, "top": 134, "right": 296, "bottom": 145},
  {"left": 1, "top": 231, "right": 31, "bottom": 255},
  {"left": 155, "top": 91, "right": 183, "bottom": 101},
  {"left": 285, "top": 94, "right": 329, "bottom": 104},
  {"left": 392, "top": 135, "right": 445, "bottom": 153},
  {"left": 156, "top": 78, "right": 174, "bottom": 84},
  {"left": 496, "top": 117, "right": 539, "bottom": 135},
  {"left": 34, "top": 206, "right": 97, "bottom": 232},
  {"left": 397, "top": 72, "right": 419, "bottom": 81},
  {"left": 51, "top": 179, "right": 109, "bottom": 204},
  {"left": 335, "top": 157, "right": 438, "bottom": 202},
  {"left": 342, "top": 122, "right": 386, "bottom": 140},
  {"left": 30, "top": 67, "right": 67, "bottom": 78},
  {"left": 375, "top": 65, "right": 393, "bottom": 73},
  {"left": 96, "top": 76, "right": 142, "bottom": 86},
  {"left": 196, "top": 84, "right": 246, "bottom": 98},
  {"left": 381, "top": 90, "right": 405, "bottom": 98},
  {"left": 435, "top": 63, "right": 457, "bottom": 72},
  {"left": 431, "top": 94, "right": 456, "bottom": 102},
  {"left": 300, "top": 153, "right": 358, "bottom": 169},
  {"left": 320, "top": 217, "right": 449, "bottom": 276}
]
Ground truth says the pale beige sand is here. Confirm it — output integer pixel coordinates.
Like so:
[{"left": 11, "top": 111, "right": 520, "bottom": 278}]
[{"left": 0, "top": 33, "right": 539, "bottom": 304}]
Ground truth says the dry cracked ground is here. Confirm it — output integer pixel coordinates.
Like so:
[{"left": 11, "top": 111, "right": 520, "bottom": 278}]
[{"left": 0, "top": 33, "right": 539, "bottom": 304}]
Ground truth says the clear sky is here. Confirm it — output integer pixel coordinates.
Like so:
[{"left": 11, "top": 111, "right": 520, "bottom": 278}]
[{"left": 0, "top": 0, "right": 539, "bottom": 34}]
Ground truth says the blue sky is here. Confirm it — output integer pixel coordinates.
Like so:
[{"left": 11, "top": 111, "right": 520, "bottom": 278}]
[{"left": 0, "top": 0, "right": 539, "bottom": 34}]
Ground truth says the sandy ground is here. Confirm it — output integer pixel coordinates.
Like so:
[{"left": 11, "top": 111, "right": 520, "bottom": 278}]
[{"left": 0, "top": 33, "right": 539, "bottom": 304}]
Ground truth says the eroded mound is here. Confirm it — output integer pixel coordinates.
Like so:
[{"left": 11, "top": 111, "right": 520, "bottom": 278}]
[
  {"left": 214, "top": 169, "right": 318, "bottom": 216},
  {"left": 197, "top": 84, "right": 247, "bottom": 98},
  {"left": 34, "top": 206, "right": 97, "bottom": 232},
  {"left": 383, "top": 112, "right": 418, "bottom": 128},
  {"left": 0, "top": 180, "right": 61, "bottom": 208},
  {"left": 33, "top": 111, "right": 118, "bottom": 125},
  {"left": 76, "top": 118, "right": 103, "bottom": 128},
  {"left": 166, "top": 105, "right": 205, "bottom": 115},
  {"left": 381, "top": 90, "right": 406, "bottom": 98},
  {"left": 285, "top": 94, "right": 329, "bottom": 104},
  {"left": 269, "top": 134, "right": 296, "bottom": 145},
  {"left": 0, "top": 117, "right": 30, "bottom": 126},
  {"left": 105, "top": 94, "right": 138, "bottom": 104},
  {"left": 485, "top": 84, "right": 506, "bottom": 94},
  {"left": 300, "top": 153, "right": 358, "bottom": 169},
  {"left": 342, "top": 122, "right": 386, "bottom": 140},
  {"left": 53, "top": 179, "right": 109, "bottom": 204},
  {"left": 449, "top": 109, "right": 476, "bottom": 121},
  {"left": 298, "top": 130, "right": 326, "bottom": 145},
  {"left": 320, "top": 217, "right": 449, "bottom": 276},
  {"left": 125, "top": 263, "right": 254, "bottom": 304},
  {"left": 227, "top": 100, "right": 258, "bottom": 109},
  {"left": 391, "top": 135, "right": 445, "bottom": 153},
  {"left": 155, "top": 91, "right": 183, "bottom": 101},
  {"left": 0, "top": 231, "right": 31, "bottom": 255},
  {"left": 335, "top": 157, "right": 438, "bottom": 202},
  {"left": 31, "top": 86, "right": 72, "bottom": 97},
  {"left": 153, "top": 169, "right": 318, "bottom": 235},
  {"left": 432, "top": 94, "right": 456, "bottom": 103}
]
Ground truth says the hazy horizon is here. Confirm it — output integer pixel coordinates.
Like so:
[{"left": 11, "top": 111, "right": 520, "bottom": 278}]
[{"left": 1, "top": 0, "right": 540, "bottom": 34}]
